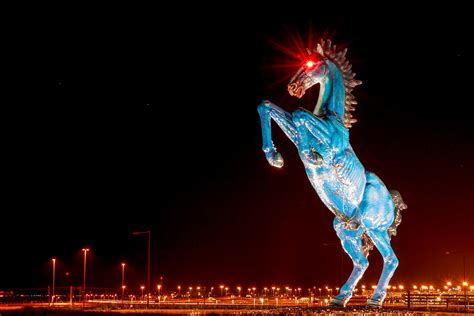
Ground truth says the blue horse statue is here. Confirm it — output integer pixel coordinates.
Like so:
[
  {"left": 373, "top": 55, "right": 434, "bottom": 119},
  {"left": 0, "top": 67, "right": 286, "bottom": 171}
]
[{"left": 257, "top": 39, "right": 407, "bottom": 307}]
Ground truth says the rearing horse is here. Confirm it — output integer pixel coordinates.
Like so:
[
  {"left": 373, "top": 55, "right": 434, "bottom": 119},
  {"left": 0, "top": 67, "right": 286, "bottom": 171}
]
[{"left": 257, "top": 39, "right": 407, "bottom": 308}]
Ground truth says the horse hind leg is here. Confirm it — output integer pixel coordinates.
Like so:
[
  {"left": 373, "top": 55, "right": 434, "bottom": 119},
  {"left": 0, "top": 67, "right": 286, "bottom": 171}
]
[
  {"left": 330, "top": 219, "right": 369, "bottom": 307},
  {"left": 365, "top": 229, "right": 399, "bottom": 307}
]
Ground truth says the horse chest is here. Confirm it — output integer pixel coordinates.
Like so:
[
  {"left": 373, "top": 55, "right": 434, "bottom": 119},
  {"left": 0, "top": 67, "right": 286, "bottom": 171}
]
[{"left": 304, "top": 151, "right": 366, "bottom": 215}]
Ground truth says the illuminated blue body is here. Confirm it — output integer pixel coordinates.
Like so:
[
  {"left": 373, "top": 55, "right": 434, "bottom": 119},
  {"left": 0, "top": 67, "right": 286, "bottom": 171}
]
[{"left": 257, "top": 40, "right": 406, "bottom": 307}]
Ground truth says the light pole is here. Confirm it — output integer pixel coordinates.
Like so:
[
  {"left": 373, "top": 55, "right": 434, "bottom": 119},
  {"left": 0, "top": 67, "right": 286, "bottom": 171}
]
[
  {"left": 82, "top": 248, "right": 89, "bottom": 307},
  {"left": 133, "top": 231, "right": 151, "bottom": 308},
  {"left": 220, "top": 285, "right": 224, "bottom": 297},
  {"left": 121, "top": 263, "right": 126, "bottom": 303},
  {"left": 141, "top": 286, "right": 145, "bottom": 301},
  {"left": 51, "top": 258, "right": 56, "bottom": 306},
  {"left": 462, "top": 281, "right": 468, "bottom": 310}
]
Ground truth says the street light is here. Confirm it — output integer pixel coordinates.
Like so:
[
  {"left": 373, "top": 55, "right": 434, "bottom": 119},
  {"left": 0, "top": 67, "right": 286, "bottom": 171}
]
[
  {"left": 237, "top": 286, "right": 241, "bottom": 297},
  {"left": 51, "top": 258, "right": 56, "bottom": 306},
  {"left": 220, "top": 285, "right": 224, "bottom": 297},
  {"left": 121, "top": 263, "right": 126, "bottom": 303},
  {"left": 141, "top": 286, "right": 145, "bottom": 301},
  {"left": 133, "top": 230, "right": 151, "bottom": 308},
  {"left": 82, "top": 248, "right": 89, "bottom": 307}
]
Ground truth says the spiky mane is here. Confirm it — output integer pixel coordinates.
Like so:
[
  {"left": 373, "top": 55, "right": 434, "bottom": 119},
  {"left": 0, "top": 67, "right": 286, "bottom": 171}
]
[{"left": 315, "top": 39, "right": 361, "bottom": 128}]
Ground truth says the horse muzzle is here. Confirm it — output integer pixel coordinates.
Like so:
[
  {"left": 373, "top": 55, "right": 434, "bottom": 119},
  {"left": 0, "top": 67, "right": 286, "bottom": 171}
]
[{"left": 288, "top": 82, "right": 305, "bottom": 98}]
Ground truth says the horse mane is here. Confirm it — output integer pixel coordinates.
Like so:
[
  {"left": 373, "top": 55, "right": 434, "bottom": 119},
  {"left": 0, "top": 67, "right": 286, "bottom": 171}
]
[{"left": 315, "top": 39, "right": 362, "bottom": 128}]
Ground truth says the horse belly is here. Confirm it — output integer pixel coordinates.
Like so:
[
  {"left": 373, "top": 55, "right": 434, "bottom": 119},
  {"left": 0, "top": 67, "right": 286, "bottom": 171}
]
[{"left": 359, "top": 172, "right": 395, "bottom": 229}]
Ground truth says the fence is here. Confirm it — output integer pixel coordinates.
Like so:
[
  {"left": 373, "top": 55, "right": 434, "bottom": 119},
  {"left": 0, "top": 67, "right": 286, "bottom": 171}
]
[{"left": 402, "top": 291, "right": 473, "bottom": 311}]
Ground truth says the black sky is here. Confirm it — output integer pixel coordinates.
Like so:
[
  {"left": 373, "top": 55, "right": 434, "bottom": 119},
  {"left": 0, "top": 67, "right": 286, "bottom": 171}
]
[{"left": 2, "top": 4, "right": 473, "bottom": 291}]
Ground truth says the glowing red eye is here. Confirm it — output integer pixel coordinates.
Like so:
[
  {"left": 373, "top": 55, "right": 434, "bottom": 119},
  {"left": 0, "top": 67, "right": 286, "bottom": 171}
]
[{"left": 305, "top": 60, "right": 315, "bottom": 69}]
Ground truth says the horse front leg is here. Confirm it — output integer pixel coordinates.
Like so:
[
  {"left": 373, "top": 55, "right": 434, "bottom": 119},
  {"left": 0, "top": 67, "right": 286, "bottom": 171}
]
[
  {"left": 292, "top": 108, "right": 331, "bottom": 164},
  {"left": 257, "top": 100, "right": 298, "bottom": 168}
]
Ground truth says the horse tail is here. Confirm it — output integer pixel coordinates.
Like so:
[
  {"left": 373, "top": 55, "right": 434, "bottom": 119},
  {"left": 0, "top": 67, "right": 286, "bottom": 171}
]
[
  {"left": 387, "top": 190, "right": 407, "bottom": 238},
  {"left": 361, "top": 233, "right": 374, "bottom": 257},
  {"left": 361, "top": 190, "right": 407, "bottom": 257}
]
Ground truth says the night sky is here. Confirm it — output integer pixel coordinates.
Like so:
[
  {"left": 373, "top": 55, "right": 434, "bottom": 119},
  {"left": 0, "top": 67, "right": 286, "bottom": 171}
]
[{"left": 2, "top": 4, "right": 473, "bottom": 292}]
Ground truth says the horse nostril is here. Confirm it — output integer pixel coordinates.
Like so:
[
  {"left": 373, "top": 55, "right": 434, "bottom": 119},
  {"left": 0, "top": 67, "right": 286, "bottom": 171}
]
[{"left": 287, "top": 83, "right": 296, "bottom": 95}]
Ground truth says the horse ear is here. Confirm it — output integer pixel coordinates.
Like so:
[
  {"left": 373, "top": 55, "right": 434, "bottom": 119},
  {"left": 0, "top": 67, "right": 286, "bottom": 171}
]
[{"left": 316, "top": 43, "right": 324, "bottom": 56}]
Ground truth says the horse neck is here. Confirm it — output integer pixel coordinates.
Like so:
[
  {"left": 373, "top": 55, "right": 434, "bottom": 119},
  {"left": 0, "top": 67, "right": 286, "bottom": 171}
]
[{"left": 320, "top": 60, "right": 346, "bottom": 122}]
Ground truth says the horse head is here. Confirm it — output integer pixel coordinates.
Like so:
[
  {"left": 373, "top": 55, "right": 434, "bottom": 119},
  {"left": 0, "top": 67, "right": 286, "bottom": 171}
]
[
  {"left": 288, "top": 39, "right": 362, "bottom": 128},
  {"left": 287, "top": 50, "right": 328, "bottom": 116}
]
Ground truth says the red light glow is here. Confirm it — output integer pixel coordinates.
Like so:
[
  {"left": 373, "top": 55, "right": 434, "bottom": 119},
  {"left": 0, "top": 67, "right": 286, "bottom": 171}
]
[{"left": 306, "top": 60, "right": 315, "bottom": 68}]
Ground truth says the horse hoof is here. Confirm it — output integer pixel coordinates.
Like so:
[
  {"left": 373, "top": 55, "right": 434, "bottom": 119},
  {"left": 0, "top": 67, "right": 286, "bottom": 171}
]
[
  {"left": 329, "top": 298, "right": 347, "bottom": 308},
  {"left": 366, "top": 298, "right": 382, "bottom": 308},
  {"left": 267, "top": 151, "right": 284, "bottom": 168}
]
